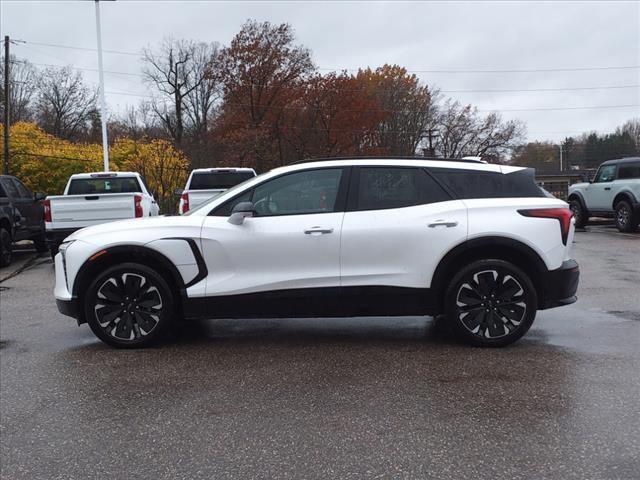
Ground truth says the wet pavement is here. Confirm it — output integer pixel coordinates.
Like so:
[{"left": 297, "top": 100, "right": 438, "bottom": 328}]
[{"left": 1, "top": 230, "right": 639, "bottom": 479}]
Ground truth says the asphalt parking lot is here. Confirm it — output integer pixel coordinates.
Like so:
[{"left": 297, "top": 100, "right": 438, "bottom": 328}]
[{"left": 1, "top": 227, "right": 639, "bottom": 479}]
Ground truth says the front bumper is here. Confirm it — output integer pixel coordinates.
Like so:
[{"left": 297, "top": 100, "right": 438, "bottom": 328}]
[
  {"left": 56, "top": 298, "right": 80, "bottom": 319},
  {"left": 540, "top": 259, "right": 580, "bottom": 309}
]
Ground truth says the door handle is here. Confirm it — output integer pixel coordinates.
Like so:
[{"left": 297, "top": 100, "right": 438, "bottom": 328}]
[
  {"left": 304, "top": 227, "right": 334, "bottom": 235},
  {"left": 428, "top": 220, "right": 458, "bottom": 228},
  {"left": 604, "top": 187, "right": 611, "bottom": 191}
]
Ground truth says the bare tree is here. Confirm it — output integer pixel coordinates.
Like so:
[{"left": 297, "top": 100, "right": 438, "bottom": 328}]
[
  {"left": 0, "top": 55, "right": 36, "bottom": 124},
  {"left": 35, "top": 65, "right": 97, "bottom": 140},
  {"left": 435, "top": 99, "right": 526, "bottom": 161},
  {"left": 184, "top": 42, "right": 221, "bottom": 137},
  {"left": 616, "top": 118, "right": 640, "bottom": 149},
  {"left": 142, "top": 38, "right": 217, "bottom": 144}
]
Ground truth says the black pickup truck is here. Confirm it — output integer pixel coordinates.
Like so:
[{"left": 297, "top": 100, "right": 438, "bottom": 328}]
[{"left": 0, "top": 175, "right": 47, "bottom": 267}]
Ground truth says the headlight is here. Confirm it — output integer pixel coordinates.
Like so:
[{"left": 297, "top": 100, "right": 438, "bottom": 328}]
[{"left": 58, "top": 240, "right": 75, "bottom": 288}]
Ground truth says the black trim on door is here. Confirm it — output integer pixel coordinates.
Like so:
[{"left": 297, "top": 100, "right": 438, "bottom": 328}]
[{"left": 163, "top": 237, "right": 208, "bottom": 288}]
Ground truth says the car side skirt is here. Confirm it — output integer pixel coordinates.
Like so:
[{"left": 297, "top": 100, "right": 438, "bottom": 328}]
[{"left": 183, "top": 286, "right": 439, "bottom": 320}]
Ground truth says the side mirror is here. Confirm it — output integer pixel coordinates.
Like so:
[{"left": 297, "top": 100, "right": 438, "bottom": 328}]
[
  {"left": 34, "top": 192, "right": 46, "bottom": 201},
  {"left": 174, "top": 188, "right": 184, "bottom": 197},
  {"left": 228, "top": 201, "right": 255, "bottom": 225}
]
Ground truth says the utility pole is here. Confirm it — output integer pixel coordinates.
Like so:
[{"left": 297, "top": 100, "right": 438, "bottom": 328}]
[
  {"left": 425, "top": 129, "right": 437, "bottom": 158},
  {"left": 3, "top": 36, "right": 9, "bottom": 175},
  {"left": 559, "top": 144, "right": 563, "bottom": 171},
  {"left": 94, "top": 0, "right": 110, "bottom": 171}
]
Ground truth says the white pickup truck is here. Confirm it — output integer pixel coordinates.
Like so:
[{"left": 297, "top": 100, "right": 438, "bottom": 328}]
[
  {"left": 568, "top": 157, "right": 640, "bottom": 232},
  {"left": 45, "top": 172, "right": 160, "bottom": 255},
  {"left": 177, "top": 168, "right": 256, "bottom": 214}
]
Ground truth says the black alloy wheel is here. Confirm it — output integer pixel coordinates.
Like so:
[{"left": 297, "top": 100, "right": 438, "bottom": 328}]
[
  {"left": 85, "top": 263, "right": 174, "bottom": 348},
  {"left": 0, "top": 228, "right": 12, "bottom": 268},
  {"left": 446, "top": 259, "right": 538, "bottom": 347},
  {"left": 615, "top": 200, "right": 637, "bottom": 233},
  {"left": 569, "top": 199, "right": 587, "bottom": 228}
]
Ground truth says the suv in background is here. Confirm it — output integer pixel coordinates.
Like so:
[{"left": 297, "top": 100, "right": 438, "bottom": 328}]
[
  {"left": 177, "top": 168, "right": 257, "bottom": 214},
  {"left": 53, "top": 158, "right": 579, "bottom": 349},
  {"left": 0, "top": 175, "right": 47, "bottom": 267},
  {"left": 568, "top": 157, "right": 640, "bottom": 232}
]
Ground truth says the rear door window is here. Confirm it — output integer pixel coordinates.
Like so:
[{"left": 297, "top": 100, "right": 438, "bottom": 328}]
[
  {"left": 354, "top": 167, "right": 451, "bottom": 211},
  {"left": 13, "top": 179, "right": 33, "bottom": 199},
  {"left": 67, "top": 177, "right": 142, "bottom": 195},
  {"left": 1, "top": 178, "right": 20, "bottom": 198}
]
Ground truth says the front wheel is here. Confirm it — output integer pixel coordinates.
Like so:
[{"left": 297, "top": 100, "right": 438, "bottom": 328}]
[
  {"left": 614, "top": 200, "right": 638, "bottom": 233},
  {"left": 0, "top": 228, "right": 12, "bottom": 267},
  {"left": 445, "top": 259, "right": 538, "bottom": 347},
  {"left": 569, "top": 199, "right": 588, "bottom": 228},
  {"left": 84, "top": 263, "right": 175, "bottom": 348}
]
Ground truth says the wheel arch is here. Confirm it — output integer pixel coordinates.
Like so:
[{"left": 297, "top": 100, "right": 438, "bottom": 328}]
[
  {"left": 567, "top": 191, "right": 586, "bottom": 210},
  {"left": 612, "top": 190, "right": 637, "bottom": 210},
  {"left": 431, "top": 237, "right": 549, "bottom": 313},
  {"left": 0, "top": 216, "right": 12, "bottom": 236},
  {"left": 72, "top": 245, "right": 187, "bottom": 324}
]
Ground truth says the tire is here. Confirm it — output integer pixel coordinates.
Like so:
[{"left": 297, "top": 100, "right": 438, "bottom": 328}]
[
  {"left": 0, "top": 227, "right": 12, "bottom": 268},
  {"left": 33, "top": 234, "right": 48, "bottom": 253},
  {"left": 84, "top": 262, "right": 175, "bottom": 348},
  {"left": 569, "top": 198, "right": 588, "bottom": 228},
  {"left": 445, "top": 259, "right": 538, "bottom": 347},
  {"left": 614, "top": 200, "right": 638, "bottom": 233}
]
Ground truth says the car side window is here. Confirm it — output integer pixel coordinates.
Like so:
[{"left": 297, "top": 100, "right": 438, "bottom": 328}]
[
  {"left": 0, "top": 183, "right": 6, "bottom": 197},
  {"left": 618, "top": 162, "right": 640, "bottom": 179},
  {"left": 354, "top": 167, "right": 450, "bottom": 211},
  {"left": 595, "top": 165, "right": 617, "bottom": 183},
  {"left": 1, "top": 178, "right": 20, "bottom": 198},
  {"left": 13, "top": 179, "right": 33, "bottom": 199},
  {"left": 251, "top": 168, "right": 343, "bottom": 217},
  {"left": 210, "top": 190, "right": 253, "bottom": 216}
]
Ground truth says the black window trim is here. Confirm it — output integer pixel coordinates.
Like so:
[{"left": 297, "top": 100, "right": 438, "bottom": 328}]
[
  {"left": 208, "top": 166, "right": 352, "bottom": 218},
  {"left": 345, "top": 165, "right": 454, "bottom": 213}
]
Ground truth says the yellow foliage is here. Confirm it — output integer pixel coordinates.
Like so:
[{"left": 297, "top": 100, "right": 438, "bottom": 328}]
[{"left": 1, "top": 123, "right": 188, "bottom": 213}]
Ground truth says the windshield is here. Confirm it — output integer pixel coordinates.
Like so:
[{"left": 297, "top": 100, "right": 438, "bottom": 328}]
[
  {"left": 67, "top": 177, "right": 142, "bottom": 195},
  {"left": 189, "top": 171, "right": 255, "bottom": 190}
]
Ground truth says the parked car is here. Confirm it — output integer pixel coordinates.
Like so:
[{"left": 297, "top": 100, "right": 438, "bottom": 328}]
[
  {"left": 45, "top": 172, "right": 160, "bottom": 257},
  {"left": 0, "top": 175, "right": 47, "bottom": 267},
  {"left": 177, "top": 168, "right": 257, "bottom": 214},
  {"left": 568, "top": 157, "right": 640, "bottom": 232},
  {"left": 53, "top": 158, "right": 579, "bottom": 349}
]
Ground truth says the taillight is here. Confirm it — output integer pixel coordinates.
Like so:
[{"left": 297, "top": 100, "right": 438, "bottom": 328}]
[
  {"left": 134, "top": 195, "right": 143, "bottom": 218},
  {"left": 181, "top": 193, "right": 189, "bottom": 214},
  {"left": 518, "top": 208, "right": 573, "bottom": 245},
  {"left": 43, "top": 199, "right": 52, "bottom": 223}
]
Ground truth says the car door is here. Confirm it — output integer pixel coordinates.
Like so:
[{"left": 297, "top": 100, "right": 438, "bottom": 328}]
[
  {"left": 587, "top": 164, "right": 617, "bottom": 211},
  {"left": 200, "top": 167, "right": 348, "bottom": 315},
  {"left": 12, "top": 178, "right": 41, "bottom": 233},
  {"left": 340, "top": 166, "right": 467, "bottom": 296}
]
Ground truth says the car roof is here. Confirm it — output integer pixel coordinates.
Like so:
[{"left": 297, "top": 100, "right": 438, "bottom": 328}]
[
  {"left": 601, "top": 156, "right": 640, "bottom": 166},
  {"left": 69, "top": 172, "right": 140, "bottom": 179},
  {"left": 278, "top": 157, "right": 523, "bottom": 174}
]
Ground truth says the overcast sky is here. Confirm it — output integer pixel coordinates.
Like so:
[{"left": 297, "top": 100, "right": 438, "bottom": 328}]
[{"left": 2, "top": 0, "right": 639, "bottom": 143}]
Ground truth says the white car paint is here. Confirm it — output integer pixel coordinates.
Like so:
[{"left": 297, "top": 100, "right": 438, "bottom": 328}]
[{"left": 54, "top": 158, "right": 575, "bottom": 309}]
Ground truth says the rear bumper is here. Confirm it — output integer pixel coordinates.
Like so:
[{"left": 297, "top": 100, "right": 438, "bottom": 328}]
[
  {"left": 540, "top": 259, "right": 580, "bottom": 309},
  {"left": 46, "top": 228, "right": 79, "bottom": 246}
]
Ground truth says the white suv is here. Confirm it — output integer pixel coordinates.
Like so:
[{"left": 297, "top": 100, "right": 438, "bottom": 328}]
[
  {"left": 53, "top": 158, "right": 580, "bottom": 348},
  {"left": 568, "top": 157, "right": 640, "bottom": 232}
]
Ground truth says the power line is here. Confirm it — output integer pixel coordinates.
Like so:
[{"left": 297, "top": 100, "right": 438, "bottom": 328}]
[{"left": 16, "top": 40, "right": 141, "bottom": 57}]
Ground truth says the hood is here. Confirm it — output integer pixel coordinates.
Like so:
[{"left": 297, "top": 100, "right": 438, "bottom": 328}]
[
  {"left": 64, "top": 215, "right": 196, "bottom": 243},
  {"left": 569, "top": 182, "right": 590, "bottom": 191}
]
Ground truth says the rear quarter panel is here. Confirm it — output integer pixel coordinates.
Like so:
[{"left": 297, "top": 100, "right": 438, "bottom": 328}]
[{"left": 464, "top": 197, "right": 573, "bottom": 270}]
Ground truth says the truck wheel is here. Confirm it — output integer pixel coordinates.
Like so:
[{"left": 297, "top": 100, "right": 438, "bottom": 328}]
[
  {"left": 569, "top": 199, "right": 588, "bottom": 228},
  {"left": 614, "top": 200, "right": 637, "bottom": 233},
  {"left": 0, "top": 228, "right": 12, "bottom": 268},
  {"left": 445, "top": 259, "right": 538, "bottom": 347},
  {"left": 33, "top": 234, "right": 48, "bottom": 253},
  {"left": 84, "top": 262, "right": 175, "bottom": 348}
]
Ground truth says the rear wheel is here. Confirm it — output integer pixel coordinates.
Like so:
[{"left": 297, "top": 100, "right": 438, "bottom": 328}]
[
  {"left": 84, "top": 262, "right": 175, "bottom": 348},
  {"left": 0, "top": 228, "right": 12, "bottom": 267},
  {"left": 614, "top": 200, "right": 638, "bottom": 233},
  {"left": 569, "top": 198, "right": 588, "bottom": 228},
  {"left": 445, "top": 259, "right": 538, "bottom": 347}
]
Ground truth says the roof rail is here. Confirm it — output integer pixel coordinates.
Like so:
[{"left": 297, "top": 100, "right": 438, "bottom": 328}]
[{"left": 290, "top": 155, "right": 488, "bottom": 165}]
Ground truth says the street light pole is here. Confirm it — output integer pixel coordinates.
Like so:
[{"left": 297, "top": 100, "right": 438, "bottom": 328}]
[
  {"left": 94, "top": 0, "right": 109, "bottom": 172},
  {"left": 559, "top": 144, "right": 563, "bottom": 171}
]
